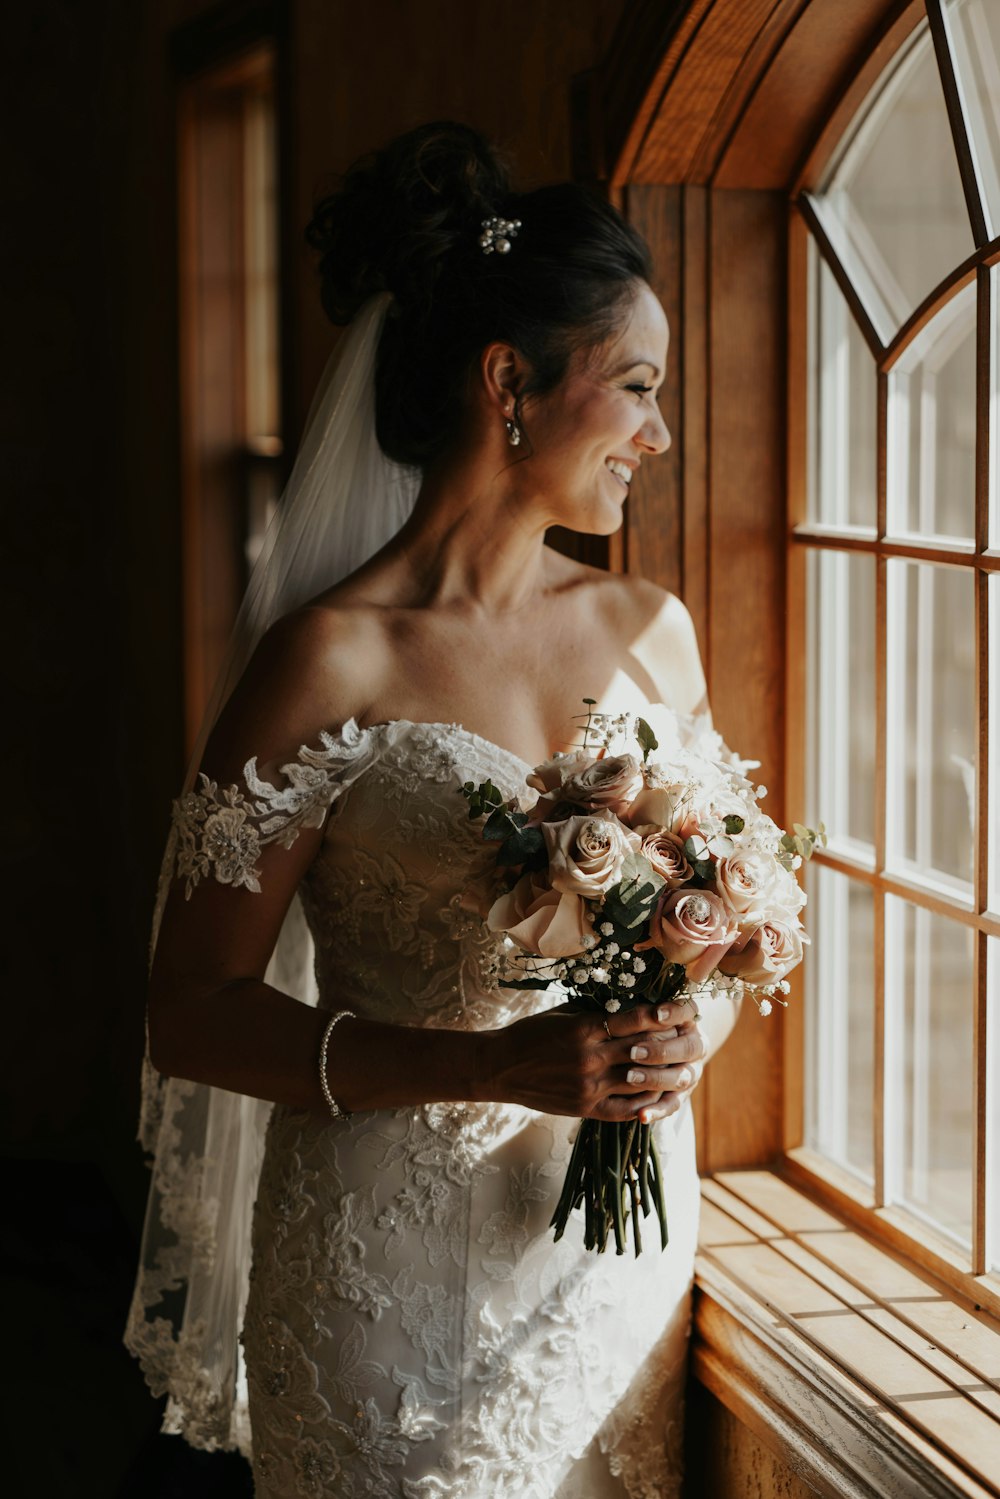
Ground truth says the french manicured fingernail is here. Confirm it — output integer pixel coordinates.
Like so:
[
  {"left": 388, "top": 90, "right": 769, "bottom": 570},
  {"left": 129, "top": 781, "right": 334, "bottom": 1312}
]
[
  {"left": 656, "top": 1005, "right": 674, "bottom": 1023},
  {"left": 640, "top": 1106, "right": 666, "bottom": 1123},
  {"left": 626, "top": 1069, "right": 645, "bottom": 1085},
  {"left": 677, "top": 1068, "right": 692, "bottom": 1087},
  {"left": 655, "top": 1027, "right": 678, "bottom": 1041},
  {"left": 630, "top": 1045, "right": 649, "bottom": 1061}
]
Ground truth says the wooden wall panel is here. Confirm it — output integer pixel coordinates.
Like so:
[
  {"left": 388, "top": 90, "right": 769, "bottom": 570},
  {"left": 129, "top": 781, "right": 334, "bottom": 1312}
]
[
  {"left": 703, "top": 188, "right": 788, "bottom": 1169},
  {"left": 624, "top": 184, "right": 711, "bottom": 648},
  {"left": 685, "top": 1378, "right": 822, "bottom": 1498},
  {"left": 622, "top": 185, "right": 685, "bottom": 595},
  {"left": 291, "top": 0, "right": 628, "bottom": 418},
  {"left": 623, "top": 183, "right": 788, "bottom": 1171}
]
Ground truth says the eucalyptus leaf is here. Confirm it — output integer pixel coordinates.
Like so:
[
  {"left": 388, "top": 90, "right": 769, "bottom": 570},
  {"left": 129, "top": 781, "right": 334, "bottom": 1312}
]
[
  {"left": 635, "top": 716, "right": 659, "bottom": 763},
  {"left": 497, "top": 825, "right": 545, "bottom": 867},
  {"left": 483, "top": 807, "right": 518, "bottom": 842},
  {"left": 618, "top": 851, "right": 665, "bottom": 894}
]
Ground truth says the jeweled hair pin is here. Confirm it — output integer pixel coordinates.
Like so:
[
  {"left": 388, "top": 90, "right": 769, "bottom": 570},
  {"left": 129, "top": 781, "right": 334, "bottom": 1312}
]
[{"left": 479, "top": 215, "right": 521, "bottom": 255}]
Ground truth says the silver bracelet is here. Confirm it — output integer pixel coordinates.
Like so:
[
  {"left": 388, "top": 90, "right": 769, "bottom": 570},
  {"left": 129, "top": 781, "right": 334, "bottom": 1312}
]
[{"left": 318, "top": 1009, "right": 355, "bottom": 1119}]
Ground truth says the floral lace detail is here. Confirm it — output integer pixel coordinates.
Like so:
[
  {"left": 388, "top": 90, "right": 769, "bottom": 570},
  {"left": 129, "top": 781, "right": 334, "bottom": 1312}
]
[
  {"left": 131, "top": 716, "right": 700, "bottom": 1492},
  {"left": 171, "top": 718, "right": 381, "bottom": 897}
]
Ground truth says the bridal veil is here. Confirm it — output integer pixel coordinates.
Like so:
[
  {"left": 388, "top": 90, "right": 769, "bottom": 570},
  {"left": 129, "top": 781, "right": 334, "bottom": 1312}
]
[{"left": 125, "top": 294, "right": 420, "bottom": 1452}]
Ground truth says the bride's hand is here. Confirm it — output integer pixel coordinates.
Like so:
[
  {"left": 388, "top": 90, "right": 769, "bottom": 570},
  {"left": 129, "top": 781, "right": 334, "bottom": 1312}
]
[{"left": 481, "top": 999, "right": 707, "bottom": 1122}]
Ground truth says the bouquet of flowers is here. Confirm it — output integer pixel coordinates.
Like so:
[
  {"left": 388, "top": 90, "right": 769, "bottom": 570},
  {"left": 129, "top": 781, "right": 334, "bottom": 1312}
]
[{"left": 462, "top": 701, "right": 824, "bottom": 1257}]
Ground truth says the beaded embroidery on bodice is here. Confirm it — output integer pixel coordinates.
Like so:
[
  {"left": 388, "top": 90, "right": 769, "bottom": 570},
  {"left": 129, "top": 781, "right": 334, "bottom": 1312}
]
[
  {"left": 129, "top": 716, "right": 700, "bottom": 1498},
  {"left": 299, "top": 720, "right": 559, "bottom": 1034}
]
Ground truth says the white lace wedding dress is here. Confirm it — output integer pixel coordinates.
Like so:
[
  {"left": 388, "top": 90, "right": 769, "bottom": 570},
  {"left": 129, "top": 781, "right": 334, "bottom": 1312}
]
[{"left": 161, "top": 715, "right": 700, "bottom": 1498}]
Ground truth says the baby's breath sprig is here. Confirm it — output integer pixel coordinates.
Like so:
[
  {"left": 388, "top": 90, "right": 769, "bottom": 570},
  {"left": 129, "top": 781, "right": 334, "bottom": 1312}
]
[
  {"left": 564, "top": 928, "right": 660, "bottom": 1011},
  {"left": 572, "top": 700, "right": 658, "bottom": 759}
]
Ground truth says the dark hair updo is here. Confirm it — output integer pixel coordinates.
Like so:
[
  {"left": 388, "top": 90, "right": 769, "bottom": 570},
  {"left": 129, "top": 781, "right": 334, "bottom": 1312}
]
[{"left": 305, "top": 121, "right": 654, "bottom": 468}]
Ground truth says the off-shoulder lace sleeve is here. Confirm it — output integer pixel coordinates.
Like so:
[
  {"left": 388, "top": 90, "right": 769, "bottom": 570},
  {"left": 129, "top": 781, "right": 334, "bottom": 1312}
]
[{"left": 170, "top": 717, "right": 380, "bottom": 898}]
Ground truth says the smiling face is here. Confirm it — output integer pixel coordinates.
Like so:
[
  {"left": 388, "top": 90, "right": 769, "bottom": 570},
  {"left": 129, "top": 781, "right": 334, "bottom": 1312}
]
[{"left": 514, "top": 281, "right": 671, "bottom": 535}]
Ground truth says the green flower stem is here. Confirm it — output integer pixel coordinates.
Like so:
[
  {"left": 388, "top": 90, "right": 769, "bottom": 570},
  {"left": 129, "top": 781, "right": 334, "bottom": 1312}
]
[
  {"left": 620, "top": 1119, "right": 638, "bottom": 1176},
  {"left": 550, "top": 1123, "right": 586, "bottom": 1242},
  {"left": 583, "top": 1138, "right": 596, "bottom": 1251},
  {"left": 609, "top": 1124, "right": 626, "bottom": 1255},
  {"left": 590, "top": 1121, "right": 605, "bottom": 1251},
  {"left": 548, "top": 1112, "right": 671, "bottom": 1256},
  {"left": 629, "top": 1153, "right": 643, "bottom": 1258},
  {"left": 648, "top": 1136, "right": 669, "bottom": 1250},
  {"left": 639, "top": 1123, "right": 651, "bottom": 1215}
]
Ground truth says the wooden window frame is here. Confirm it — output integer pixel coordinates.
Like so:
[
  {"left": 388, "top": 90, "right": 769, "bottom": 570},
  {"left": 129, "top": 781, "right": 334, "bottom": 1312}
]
[{"left": 784, "top": 0, "right": 999, "bottom": 1320}]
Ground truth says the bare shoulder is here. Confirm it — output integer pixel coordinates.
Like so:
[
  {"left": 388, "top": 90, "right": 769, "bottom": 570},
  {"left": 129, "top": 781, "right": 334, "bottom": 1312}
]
[
  {"left": 201, "top": 603, "right": 391, "bottom": 779},
  {"left": 594, "top": 571, "right": 708, "bottom": 716}
]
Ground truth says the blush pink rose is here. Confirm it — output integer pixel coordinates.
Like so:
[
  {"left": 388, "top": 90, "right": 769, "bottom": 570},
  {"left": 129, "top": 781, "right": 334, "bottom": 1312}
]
[
  {"left": 637, "top": 888, "right": 738, "bottom": 984},
  {"left": 718, "top": 918, "right": 803, "bottom": 985},
  {"left": 637, "top": 830, "right": 693, "bottom": 889},
  {"left": 562, "top": 754, "right": 643, "bottom": 816},
  {"left": 526, "top": 750, "right": 598, "bottom": 795},
  {"left": 543, "top": 812, "right": 640, "bottom": 898},
  {"left": 486, "top": 872, "right": 594, "bottom": 959}
]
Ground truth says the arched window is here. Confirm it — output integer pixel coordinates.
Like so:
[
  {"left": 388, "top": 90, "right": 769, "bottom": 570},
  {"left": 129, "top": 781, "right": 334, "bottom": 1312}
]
[{"left": 794, "top": 0, "right": 998, "bottom": 1292}]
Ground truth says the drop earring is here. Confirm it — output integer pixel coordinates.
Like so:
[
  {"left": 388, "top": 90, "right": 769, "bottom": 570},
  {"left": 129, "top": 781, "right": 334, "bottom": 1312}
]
[{"left": 505, "top": 413, "right": 521, "bottom": 447}]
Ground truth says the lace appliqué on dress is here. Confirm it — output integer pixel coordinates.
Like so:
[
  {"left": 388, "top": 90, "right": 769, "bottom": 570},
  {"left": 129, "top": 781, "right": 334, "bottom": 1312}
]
[
  {"left": 126, "top": 718, "right": 382, "bottom": 1457},
  {"left": 171, "top": 718, "right": 382, "bottom": 897}
]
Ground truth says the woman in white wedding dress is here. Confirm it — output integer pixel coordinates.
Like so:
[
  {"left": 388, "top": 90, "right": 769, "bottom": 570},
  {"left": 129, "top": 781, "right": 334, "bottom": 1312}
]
[{"left": 127, "top": 123, "right": 741, "bottom": 1497}]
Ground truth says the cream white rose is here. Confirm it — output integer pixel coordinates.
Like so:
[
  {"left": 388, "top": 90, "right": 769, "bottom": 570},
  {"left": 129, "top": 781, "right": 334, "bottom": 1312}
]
[
  {"left": 543, "top": 812, "right": 640, "bottom": 898},
  {"left": 770, "top": 863, "right": 807, "bottom": 918},
  {"left": 625, "top": 782, "right": 692, "bottom": 832},
  {"left": 714, "top": 850, "right": 779, "bottom": 920}
]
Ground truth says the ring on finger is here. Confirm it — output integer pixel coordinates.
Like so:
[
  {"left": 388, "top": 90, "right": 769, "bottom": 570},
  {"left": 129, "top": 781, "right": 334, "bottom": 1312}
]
[{"left": 603, "top": 1018, "right": 612, "bottom": 1039}]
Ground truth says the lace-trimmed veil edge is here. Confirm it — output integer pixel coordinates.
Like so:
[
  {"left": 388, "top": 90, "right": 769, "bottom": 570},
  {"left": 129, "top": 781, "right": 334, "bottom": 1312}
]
[{"left": 124, "top": 293, "right": 420, "bottom": 1456}]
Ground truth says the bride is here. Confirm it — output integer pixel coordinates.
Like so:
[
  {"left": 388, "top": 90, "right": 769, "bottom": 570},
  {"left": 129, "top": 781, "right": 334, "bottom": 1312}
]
[{"left": 126, "top": 121, "right": 741, "bottom": 1497}]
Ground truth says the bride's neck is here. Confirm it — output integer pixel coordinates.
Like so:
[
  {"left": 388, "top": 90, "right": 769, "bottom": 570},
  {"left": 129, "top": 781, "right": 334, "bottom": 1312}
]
[{"left": 392, "top": 448, "right": 551, "bottom": 614}]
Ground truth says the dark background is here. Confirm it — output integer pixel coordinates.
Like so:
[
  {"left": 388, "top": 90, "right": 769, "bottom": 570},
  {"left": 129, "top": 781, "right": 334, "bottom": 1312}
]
[{"left": 0, "top": 3, "right": 628, "bottom": 1493}]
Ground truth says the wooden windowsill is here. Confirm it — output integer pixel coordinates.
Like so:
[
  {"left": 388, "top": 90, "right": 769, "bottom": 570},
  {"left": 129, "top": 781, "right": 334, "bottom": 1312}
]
[{"left": 693, "top": 1171, "right": 1000, "bottom": 1498}]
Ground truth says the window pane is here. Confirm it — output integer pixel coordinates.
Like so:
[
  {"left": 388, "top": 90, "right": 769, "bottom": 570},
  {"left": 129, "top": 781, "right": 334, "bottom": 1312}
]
[
  {"left": 989, "top": 938, "right": 999, "bottom": 1273},
  {"left": 806, "top": 550, "right": 876, "bottom": 853},
  {"left": 805, "top": 864, "right": 874, "bottom": 1182},
  {"left": 816, "top": 21, "right": 974, "bottom": 342},
  {"left": 992, "top": 266, "right": 1000, "bottom": 552},
  {"left": 991, "top": 574, "right": 1000, "bottom": 915},
  {"left": 942, "top": 0, "right": 1000, "bottom": 238},
  {"left": 885, "top": 896, "right": 974, "bottom": 1247},
  {"left": 807, "top": 243, "right": 878, "bottom": 530},
  {"left": 886, "top": 283, "right": 976, "bottom": 542},
  {"left": 885, "top": 560, "right": 976, "bottom": 896}
]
